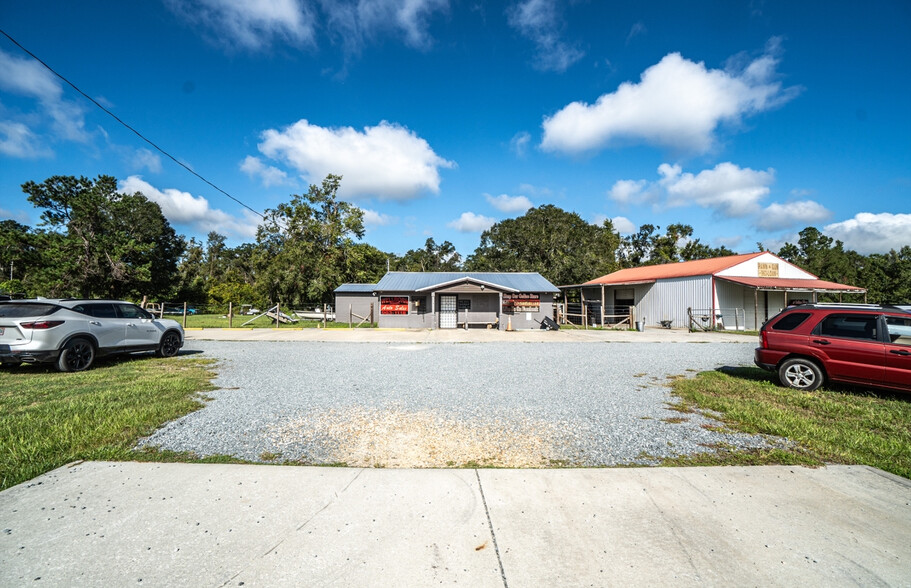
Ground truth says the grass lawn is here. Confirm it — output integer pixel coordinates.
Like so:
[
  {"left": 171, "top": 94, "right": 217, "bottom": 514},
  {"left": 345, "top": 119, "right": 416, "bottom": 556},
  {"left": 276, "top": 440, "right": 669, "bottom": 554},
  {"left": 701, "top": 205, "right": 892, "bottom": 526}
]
[
  {"left": 0, "top": 355, "right": 219, "bottom": 491},
  {"left": 667, "top": 367, "right": 911, "bottom": 479},
  {"left": 176, "top": 313, "right": 375, "bottom": 329}
]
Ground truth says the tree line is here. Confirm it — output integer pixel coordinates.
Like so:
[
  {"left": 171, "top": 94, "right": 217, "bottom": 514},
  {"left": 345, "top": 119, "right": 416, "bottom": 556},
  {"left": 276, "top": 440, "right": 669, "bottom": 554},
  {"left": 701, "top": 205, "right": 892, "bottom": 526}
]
[{"left": 2, "top": 174, "right": 908, "bottom": 306}]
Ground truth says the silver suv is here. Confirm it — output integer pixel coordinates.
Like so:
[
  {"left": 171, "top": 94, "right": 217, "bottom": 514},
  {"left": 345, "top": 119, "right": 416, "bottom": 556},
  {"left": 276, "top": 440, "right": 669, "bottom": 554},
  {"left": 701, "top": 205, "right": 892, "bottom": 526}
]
[{"left": 0, "top": 299, "right": 184, "bottom": 372}]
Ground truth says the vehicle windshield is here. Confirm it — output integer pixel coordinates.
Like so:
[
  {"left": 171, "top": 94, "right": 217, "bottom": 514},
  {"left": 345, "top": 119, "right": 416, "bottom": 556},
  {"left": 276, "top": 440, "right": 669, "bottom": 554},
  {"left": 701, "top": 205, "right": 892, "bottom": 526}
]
[{"left": 0, "top": 303, "right": 60, "bottom": 318}]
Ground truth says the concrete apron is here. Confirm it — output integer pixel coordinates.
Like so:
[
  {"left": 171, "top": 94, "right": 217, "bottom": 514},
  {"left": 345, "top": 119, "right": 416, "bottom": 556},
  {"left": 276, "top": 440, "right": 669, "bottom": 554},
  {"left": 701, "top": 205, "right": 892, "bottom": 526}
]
[{"left": 1, "top": 462, "right": 909, "bottom": 586}]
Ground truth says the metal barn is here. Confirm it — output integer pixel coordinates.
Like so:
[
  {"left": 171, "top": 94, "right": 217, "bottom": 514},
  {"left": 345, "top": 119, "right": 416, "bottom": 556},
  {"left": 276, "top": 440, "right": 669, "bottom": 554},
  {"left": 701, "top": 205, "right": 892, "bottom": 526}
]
[{"left": 566, "top": 252, "right": 866, "bottom": 330}]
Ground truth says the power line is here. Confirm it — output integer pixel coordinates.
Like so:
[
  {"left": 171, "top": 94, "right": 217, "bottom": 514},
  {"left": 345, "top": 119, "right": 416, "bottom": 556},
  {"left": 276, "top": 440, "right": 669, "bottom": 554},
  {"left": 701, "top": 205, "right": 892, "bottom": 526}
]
[{"left": 0, "top": 27, "right": 272, "bottom": 224}]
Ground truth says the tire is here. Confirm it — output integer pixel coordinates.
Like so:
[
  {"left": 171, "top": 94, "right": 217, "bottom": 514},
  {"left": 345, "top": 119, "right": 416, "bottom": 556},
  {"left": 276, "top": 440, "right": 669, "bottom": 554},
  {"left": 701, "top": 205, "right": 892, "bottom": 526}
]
[
  {"left": 156, "top": 331, "right": 181, "bottom": 358},
  {"left": 778, "top": 358, "right": 824, "bottom": 391},
  {"left": 57, "top": 338, "right": 95, "bottom": 372}
]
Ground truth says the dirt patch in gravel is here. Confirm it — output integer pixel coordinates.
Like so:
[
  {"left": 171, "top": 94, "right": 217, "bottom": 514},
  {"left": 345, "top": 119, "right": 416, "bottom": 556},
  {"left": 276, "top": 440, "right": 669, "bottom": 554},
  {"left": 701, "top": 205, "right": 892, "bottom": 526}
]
[{"left": 268, "top": 407, "right": 576, "bottom": 468}]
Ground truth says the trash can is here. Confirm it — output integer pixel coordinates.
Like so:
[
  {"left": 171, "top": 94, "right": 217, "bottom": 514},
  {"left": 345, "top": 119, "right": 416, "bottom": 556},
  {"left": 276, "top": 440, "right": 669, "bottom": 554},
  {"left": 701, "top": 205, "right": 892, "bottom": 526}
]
[{"left": 636, "top": 320, "right": 645, "bottom": 332}]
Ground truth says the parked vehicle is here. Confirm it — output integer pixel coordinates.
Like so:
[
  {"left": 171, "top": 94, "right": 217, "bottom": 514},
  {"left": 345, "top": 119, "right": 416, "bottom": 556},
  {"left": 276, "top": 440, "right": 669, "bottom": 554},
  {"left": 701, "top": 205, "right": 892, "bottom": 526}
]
[
  {"left": 755, "top": 303, "right": 911, "bottom": 393},
  {"left": 0, "top": 299, "right": 184, "bottom": 372}
]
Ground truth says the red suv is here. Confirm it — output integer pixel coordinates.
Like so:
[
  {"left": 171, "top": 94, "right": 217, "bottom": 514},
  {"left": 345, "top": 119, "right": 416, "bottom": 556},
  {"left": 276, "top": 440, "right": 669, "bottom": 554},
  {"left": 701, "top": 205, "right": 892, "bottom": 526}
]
[{"left": 755, "top": 304, "right": 911, "bottom": 393}]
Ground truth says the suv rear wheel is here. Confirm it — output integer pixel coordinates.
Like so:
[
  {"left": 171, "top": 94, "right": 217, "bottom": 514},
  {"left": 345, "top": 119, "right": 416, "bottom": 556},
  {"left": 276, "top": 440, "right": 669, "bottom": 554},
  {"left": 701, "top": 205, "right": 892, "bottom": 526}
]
[
  {"left": 778, "top": 357, "right": 824, "bottom": 391},
  {"left": 57, "top": 338, "right": 95, "bottom": 372}
]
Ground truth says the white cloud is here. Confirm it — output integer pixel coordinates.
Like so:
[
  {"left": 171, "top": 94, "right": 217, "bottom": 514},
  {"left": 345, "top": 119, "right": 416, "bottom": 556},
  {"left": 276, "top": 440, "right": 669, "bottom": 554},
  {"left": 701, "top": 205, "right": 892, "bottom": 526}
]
[
  {"left": 448, "top": 211, "right": 496, "bottom": 233},
  {"left": 0, "top": 120, "right": 51, "bottom": 158},
  {"left": 240, "top": 155, "right": 292, "bottom": 187},
  {"left": 0, "top": 49, "right": 89, "bottom": 145},
  {"left": 506, "top": 0, "right": 584, "bottom": 72},
  {"left": 485, "top": 193, "right": 533, "bottom": 213},
  {"left": 716, "top": 235, "right": 743, "bottom": 249},
  {"left": 510, "top": 131, "right": 531, "bottom": 157},
  {"left": 168, "top": 0, "right": 448, "bottom": 54},
  {"left": 541, "top": 41, "right": 800, "bottom": 154},
  {"left": 518, "top": 183, "right": 552, "bottom": 198},
  {"left": 166, "top": 0, "right": 316, "bottom": 50},
  {"left": 754, "top": 200, "right": 831, "bottom": 230},
  {"left": 129, "top": 148, "right": 163, "bottom": 173},
  {"left": 608, "top": 179, "right": 648, "bottom": 204},
  {"left": 119, "top": 176, "right": 260, "bottom": 238},
  {"left": 360, "top": 207, "right": 396, "bottom": 227},
  {"left": 611, "top": 216, "right": 636, "bottom": 234},
  {"left": 626, "top": 21, "right": 646, "bottom": 44},
  {"left": 660, "top": 162, "right": 775, "bottom": 218},
  {"left": 257, "top": 119, "right": 454, "bottom": 201},
  {"left": 823, "top": 213, "right": 911, "bottom": 255},
  {"left": 322, "top": 0, "right": 449, "bottom": 52}
]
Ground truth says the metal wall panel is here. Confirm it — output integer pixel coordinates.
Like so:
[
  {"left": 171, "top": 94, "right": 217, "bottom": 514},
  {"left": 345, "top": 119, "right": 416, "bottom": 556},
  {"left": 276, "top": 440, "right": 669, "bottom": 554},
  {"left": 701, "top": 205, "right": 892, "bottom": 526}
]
[{"left": 637, "top": 277, "right": 712, "bottom": 329}]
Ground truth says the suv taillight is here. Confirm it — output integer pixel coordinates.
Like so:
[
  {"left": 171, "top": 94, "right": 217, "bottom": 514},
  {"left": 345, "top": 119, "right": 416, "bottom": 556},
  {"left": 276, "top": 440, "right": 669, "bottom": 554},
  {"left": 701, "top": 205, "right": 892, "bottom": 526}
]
[
  {"left": 760, "top": 329, "right": 768, "bottom": 349},
  {"left": 20, "top": 320, "right": 65, "bottom": 329}
]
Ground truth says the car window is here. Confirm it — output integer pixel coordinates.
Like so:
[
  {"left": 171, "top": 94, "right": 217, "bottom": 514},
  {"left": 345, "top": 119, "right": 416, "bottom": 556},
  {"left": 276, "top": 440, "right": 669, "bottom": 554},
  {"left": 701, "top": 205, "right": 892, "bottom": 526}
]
[
  {"left": 0, "top": 302, "right": 59, "bottom": 317},
  {"left": 74, "top": 303, "right": 117, "bottom": 318},
  {"left": 885, "top": 315, "right": 911, "bottom": 346},
  {"left": 818, "top": 314, "right": 879, "bottom": 341},
  {"left": 771, "top": 312, "right": 811, "bottom": 331},
  {"left": 116, "top": 304, "right": 152, "bottom": 320}
]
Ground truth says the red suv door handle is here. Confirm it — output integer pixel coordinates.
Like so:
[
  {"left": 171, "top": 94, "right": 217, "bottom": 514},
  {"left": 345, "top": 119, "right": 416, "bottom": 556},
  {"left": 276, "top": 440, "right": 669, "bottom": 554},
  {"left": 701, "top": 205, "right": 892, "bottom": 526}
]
[
  {"left": 890, "top": 349, "right": 911, "bottom": 356},
  {"left": 812, "top": 339, "right": 831, "bottom": 345}
]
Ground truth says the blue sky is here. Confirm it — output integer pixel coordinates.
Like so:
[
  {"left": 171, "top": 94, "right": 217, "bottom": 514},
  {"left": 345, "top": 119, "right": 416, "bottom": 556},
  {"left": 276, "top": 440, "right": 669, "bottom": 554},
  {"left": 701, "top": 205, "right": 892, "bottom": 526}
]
[{"left": 1, "top": 1, "right": 909, "bottom": 257}]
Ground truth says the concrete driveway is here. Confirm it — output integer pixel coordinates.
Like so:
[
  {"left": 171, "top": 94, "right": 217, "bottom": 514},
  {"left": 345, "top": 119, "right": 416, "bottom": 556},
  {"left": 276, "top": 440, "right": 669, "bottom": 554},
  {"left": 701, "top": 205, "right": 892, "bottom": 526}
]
[{"left": 1, "top": 461, "right": 909, "bottom": 586}]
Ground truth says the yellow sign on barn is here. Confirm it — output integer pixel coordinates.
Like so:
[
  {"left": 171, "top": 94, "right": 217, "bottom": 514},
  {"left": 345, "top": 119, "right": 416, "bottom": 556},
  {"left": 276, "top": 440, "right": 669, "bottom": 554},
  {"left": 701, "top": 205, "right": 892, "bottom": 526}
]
[{"left": 757, "top": 262, "right": 779, "bottom": 278}]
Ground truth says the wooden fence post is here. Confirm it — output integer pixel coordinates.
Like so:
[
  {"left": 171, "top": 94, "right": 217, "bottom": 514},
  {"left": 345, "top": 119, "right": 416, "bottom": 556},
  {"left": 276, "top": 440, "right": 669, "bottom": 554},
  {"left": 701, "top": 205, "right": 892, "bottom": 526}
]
[
  {"left": 182, "top": 302, "right": 188, "bottom": 328},
  {"left": 228, "top": 301, "right": 233, "bottom": 328}
]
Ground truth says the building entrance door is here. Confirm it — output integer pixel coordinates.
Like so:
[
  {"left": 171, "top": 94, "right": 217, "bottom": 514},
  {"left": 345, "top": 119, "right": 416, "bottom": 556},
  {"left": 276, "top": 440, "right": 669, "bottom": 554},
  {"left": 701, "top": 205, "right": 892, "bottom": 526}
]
[{"left": 439, "top": 295, "right": 457, "bottom": 329}]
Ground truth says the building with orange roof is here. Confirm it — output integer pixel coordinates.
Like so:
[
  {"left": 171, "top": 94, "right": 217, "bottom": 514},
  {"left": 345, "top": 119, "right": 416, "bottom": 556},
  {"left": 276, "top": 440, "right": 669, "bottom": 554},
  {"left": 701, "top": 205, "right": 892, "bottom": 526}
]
[{"left": 564, "top": 252, "right": 865, "bottom": 330}]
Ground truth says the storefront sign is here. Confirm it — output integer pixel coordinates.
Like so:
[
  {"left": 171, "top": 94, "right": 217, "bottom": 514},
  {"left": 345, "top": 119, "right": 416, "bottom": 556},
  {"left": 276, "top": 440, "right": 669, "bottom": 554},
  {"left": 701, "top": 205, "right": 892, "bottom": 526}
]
[
  {"left": 757, "top": 262, "right": 779, "bottom": 278},
  {"left": 503, "top": 293, "right": 540, "bottom": 313},
  {"left": 380, "top": 296, "right": 409, "bottom": 315}
]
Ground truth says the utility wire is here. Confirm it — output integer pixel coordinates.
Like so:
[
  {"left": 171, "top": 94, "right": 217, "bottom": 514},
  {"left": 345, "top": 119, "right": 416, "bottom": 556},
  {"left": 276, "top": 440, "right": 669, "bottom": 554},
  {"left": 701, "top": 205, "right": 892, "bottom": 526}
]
[{"left": 0, "top": 27, "right": 273, "bottom": 224}]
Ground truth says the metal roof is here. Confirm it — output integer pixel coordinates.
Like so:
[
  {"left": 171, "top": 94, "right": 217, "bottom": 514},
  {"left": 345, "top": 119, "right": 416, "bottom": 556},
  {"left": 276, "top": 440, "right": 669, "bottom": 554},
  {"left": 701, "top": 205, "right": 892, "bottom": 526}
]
[
  {"left": 582, "top": 252, "right": 767, "bottom": 286},
  {"left": 333, "top": 283, "right": 378, "bottom": 294},
  {"left": 716, "top": 276, "right": 866, "bottom": 293},
  {"left": 375, "top": 272, "right": 560, "bottom": 293}
]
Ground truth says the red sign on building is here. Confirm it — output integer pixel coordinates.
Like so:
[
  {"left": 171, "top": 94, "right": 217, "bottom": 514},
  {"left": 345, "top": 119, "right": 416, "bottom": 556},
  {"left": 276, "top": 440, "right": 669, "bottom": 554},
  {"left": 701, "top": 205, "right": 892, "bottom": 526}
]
[{"left": 380, "top": 296, "right": 409, "bottom": 315}]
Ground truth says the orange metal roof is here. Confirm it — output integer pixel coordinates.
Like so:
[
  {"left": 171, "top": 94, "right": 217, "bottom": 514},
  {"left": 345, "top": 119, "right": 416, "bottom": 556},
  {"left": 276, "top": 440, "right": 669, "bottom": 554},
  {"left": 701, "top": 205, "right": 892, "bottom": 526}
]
[
  {"left": 582, "top": 252, "right": 766, "bottom": 286},
  {"left": 717, "top": 276, "right": 865, "bottom": 292}
]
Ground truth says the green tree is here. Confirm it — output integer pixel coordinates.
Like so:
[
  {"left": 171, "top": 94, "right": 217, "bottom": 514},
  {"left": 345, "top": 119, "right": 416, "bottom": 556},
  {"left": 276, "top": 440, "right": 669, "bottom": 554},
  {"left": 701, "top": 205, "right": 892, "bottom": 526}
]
[
  {"left": 21, "top": 175, "right": 183, "bottom": 299},
  {"left": 173, "top": 237, "right": 207, "bottom": 302},
  {"left": 396, "top": 238, "right": 462, "bottom": 272},
  {"left": 778, "top": 227, "right": 859, "bottom": 287},
  {"left": 344, "top": 242, "right": 392, "bottom": 284},
  {"left": 464, "top": 205, "right": 620, "bottom": 286},
  {"left": 256, "top": 174, "right": 365, "bottom": 305},
  {"left": 0, "top": 220, "right": 40, "bottom": 291},
  {"left": 618, "top": 223, "right": 734, "bottom": 266}
]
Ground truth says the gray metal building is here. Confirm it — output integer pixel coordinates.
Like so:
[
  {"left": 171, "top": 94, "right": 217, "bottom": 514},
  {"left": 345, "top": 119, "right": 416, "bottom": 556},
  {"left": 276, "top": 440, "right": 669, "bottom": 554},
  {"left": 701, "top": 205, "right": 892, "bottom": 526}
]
[
  {"left": 334, "top": 283, "right": 378, "bottom": 325},
  {"left": 334, "top": 272, "right": 559, "bottom": 330}
]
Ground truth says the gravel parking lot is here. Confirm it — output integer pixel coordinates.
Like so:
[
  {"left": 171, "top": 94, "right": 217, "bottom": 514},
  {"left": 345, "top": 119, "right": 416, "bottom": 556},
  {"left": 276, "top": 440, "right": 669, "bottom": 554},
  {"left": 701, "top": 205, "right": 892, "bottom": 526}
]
[{"left": 140, "top": 341, "right": 780, "bottom": 467}]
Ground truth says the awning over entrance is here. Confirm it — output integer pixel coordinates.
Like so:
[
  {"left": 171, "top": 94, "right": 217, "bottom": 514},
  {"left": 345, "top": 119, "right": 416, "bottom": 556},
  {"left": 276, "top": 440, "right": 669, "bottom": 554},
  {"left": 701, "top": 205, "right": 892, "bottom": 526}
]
[{"left": 716, "top": 276, "right": 866, "bottom": 294}]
